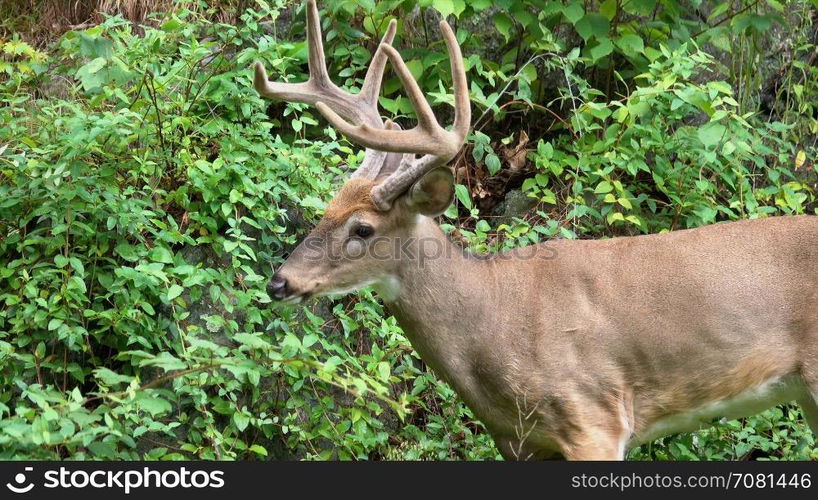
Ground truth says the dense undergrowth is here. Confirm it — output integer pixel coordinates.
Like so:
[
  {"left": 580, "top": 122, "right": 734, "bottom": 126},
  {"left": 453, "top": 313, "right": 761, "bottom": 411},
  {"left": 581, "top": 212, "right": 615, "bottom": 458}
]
[{"left": 1, "top": 0, "right": 817, "bottom": 460}]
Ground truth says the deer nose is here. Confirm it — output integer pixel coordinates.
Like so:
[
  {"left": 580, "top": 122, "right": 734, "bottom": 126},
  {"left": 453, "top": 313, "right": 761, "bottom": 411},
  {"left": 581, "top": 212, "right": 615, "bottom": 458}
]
[{"left": 268, "top": 275, "right": 289, "bottom": 300}]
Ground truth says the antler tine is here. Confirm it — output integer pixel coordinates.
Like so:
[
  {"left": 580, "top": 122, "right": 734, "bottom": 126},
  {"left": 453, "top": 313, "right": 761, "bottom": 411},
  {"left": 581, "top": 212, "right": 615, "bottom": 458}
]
[
  {"left": 369, "top": 22, "right": 471, "bottom": 210},
  {"left": 315, "top": 20, "right": 471, "bottom": 209},
  {"left": 350, "top": 121, "right": 400, "bottom": 180},
  {"left": 304, "top": 0, "right": 330, "bottom": 86},
  {"left": 441, "top": 21, "right": 471, "bottom": 142},
  {"left": 327, "top": 15, "right": 395, "bottom": 180},
  {"left": 254, "top": 0, "right": 387, "bottom": 128},
  {"left": 315, "top": 43, "right": 453, "bottom": 156},
  {"left": 359, "top": 19, "right": 397, "bottom": 104},
  {"left": 382, "top": 43, "right": 441, "bottom": 131},
  {"left": 314, "top": 22, "right": 469, "bottom": 158},
  {"left": 254, "top": 0, "right": 331, "bottom": 100}
]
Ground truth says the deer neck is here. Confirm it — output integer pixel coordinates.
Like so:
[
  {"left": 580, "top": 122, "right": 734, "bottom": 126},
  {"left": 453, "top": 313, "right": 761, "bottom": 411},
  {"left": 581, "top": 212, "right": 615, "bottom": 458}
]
[{"left": 374, "top": 215, "right": 490, "bottom": 381}]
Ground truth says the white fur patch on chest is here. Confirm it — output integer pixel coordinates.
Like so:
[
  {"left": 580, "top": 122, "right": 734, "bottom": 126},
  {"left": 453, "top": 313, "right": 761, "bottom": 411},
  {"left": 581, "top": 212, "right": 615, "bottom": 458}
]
[
  {"left": 629, "top": 374, "right": 808, "bottom": 447},
  {"left": 372, "top": 275, "right": 401, "bottom": 302}
]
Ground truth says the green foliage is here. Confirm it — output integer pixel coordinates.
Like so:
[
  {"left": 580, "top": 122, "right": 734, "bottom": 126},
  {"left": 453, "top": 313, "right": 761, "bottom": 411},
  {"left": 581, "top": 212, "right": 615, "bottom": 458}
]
[
  {"left": 2, "top": 0, "right": 817, "bottom": 461},
  {"left": 522, "top": 45, "right": 814, "bottom": 237},
  {"left": 631, "top": 406, "right": 817, "bottom": 461}
]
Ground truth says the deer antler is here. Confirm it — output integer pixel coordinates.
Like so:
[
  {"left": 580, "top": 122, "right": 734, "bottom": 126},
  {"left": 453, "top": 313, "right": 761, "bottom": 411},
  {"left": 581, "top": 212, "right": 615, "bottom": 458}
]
[
  {"left": 254, "top": 0, "right": 471, "bottom": 210},
  {"left": 318, "top": 20, "right": 470, "bottom": 209},
  {"left": 254, "top": 0, "right": 396, "bottom": 180},
  {"left": 254, "top": 0, "right": 394, "bottom": 127}
]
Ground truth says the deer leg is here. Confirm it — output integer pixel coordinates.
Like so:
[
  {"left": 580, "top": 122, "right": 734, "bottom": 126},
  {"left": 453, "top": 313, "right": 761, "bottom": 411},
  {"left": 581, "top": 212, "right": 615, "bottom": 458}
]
[
  {"left": 798, "top": 371, "right": 818, "bottom": 434},
  {"left": 797, "top": 339, "right": 818, "bottom": 434},
  {"left": 561, "top": 404, "right": 632, "bottom": 461},
  {"left": 798, "top": 396, "right": 818, "bottom": 435},
  {"left": 562, "top": 431, "right": 628, "bottom": 461}
]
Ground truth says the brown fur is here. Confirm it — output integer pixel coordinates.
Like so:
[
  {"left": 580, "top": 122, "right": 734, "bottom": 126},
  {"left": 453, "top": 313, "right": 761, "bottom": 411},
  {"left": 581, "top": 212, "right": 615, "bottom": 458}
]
[
  {"left": 636, "top": 349, "right": 796, "bottom": 433},
  {"left": 275, "top": 187, "right": 818, "bottom": 460},
  {"left": 320, "top": 179, "right": 379, "bottom": 228}
]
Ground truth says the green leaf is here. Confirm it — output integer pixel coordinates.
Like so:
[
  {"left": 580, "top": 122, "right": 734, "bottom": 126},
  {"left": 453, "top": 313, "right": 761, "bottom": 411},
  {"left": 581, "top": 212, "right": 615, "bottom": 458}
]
[
  {"left": 140, "top": 352, "right": 186, "bottom": 371},
  {"left": 607, "top": 211, "right": 625, "bottom": 224},
  {"left": 795, "top": 149, "right": 807, "bottom": 169},
  {"left": 138, "top": 395, "right": 172, "bottom": 417},
  {"left": 615, "top": 34, "right": 644, "bottom": 57},
  {"left": 626, "top": 215, "right": 643, "bottom": 227},
  {"left": 698, "top": 122, "right": 727, "bottom": 148},
  {"left": 87, "top": 441, "right": 117, "bottom": 459},
  {"left": 493, "top": 13, "right": 514, "bottom": 41},
  {"left": 94, "top": 368, "right": 133, "bottom": 386},
  {"left": 149, "top": 246, "right": 173, "bottom": 264},
  {"left": 376, "top": 361, "right": 390, "bottom": 381},
  {"left": 624, "top": 0, "right": 657, "bottom": 15},
  {"left": 161, "top": 18, "right": 183, "bottom": 32},
  {"left": 485, "top": 154, "right": 501, "bottom": 174},
  {"left": 234, "top": 332, "right": 271, "bottom": 350},
  {"left": 75, "top": 57, "right": 107, "bottom": 91},
  {"left": 590, "top": 38, "right": 614, "bottom": 62},
  {"left": 69, "top": 276, "right": 86, "bottom": 293},
  {"left": 594, "top": 181, "right": 613, "bottom": 194},
  {"left": 35, "top": 342, "right": 46, "bottom": 359},
  {"left": 732, "top": 14, "right": 773, "bottom": 34},
  {"left": 454, "top": 184, "right": 472, "bottom": 210},
  {"left": 538, "top": 141, "right": 554, "bottom": 159},
  {"left": 562, "top": 2, "right": 585, "bottom": 24},
  {"left": 600, "top": 0, "right": 618, "bottom": 20},
  {"left": 233, "top": 412, "right": 250, "bottom": 432},
  {"left": 249, "top": 445, "right": 268, "bottom": 457},
  {"left": 575, "top": 14, "right": 609, "bottom": 41},
  {"left": 69, "top": 257, "right": 84, "bottom": 275},
  {"left": 167, "top": 284, "right": 184, "bottom": 301},
  {"left": 431, "top": 0, "right": 455, "bottom": 18},
  {"left": 405, "top": 59, "right": 423, "bottom": 81}
]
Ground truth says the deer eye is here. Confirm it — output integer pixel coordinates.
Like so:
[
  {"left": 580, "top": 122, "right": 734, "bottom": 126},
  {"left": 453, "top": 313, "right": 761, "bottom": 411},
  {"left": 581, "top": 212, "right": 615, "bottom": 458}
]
[{"left": 353, "top": 224, "right": 374, "bottom": 238}]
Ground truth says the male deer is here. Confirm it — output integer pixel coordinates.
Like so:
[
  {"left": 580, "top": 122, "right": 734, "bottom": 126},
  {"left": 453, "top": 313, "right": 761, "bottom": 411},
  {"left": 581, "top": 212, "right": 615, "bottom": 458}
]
[{"left": 255, "top": 0, "right": 818, "bottom": 460}]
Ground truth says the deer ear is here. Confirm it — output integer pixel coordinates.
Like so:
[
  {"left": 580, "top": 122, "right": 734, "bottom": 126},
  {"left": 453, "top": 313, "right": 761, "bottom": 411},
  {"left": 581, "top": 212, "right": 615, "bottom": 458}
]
[{"left": 406, "top": 167, "right": 455, "bottom": 216}]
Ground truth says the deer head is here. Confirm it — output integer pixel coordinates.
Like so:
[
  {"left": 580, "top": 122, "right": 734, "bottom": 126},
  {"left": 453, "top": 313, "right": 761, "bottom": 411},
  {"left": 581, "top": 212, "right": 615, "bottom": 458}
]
[{"left": 255, "top": 0, "right": 470, "bottom": 303}]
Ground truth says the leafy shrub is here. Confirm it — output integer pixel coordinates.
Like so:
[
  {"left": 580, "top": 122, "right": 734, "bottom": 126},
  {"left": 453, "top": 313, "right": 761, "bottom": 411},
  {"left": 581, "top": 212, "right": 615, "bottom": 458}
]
[
  {"left": 526, "top": 45, "right": 813, "bottom": 236},
  {"left": 1, "top": 0, "right": 817, "bottom": 461}
]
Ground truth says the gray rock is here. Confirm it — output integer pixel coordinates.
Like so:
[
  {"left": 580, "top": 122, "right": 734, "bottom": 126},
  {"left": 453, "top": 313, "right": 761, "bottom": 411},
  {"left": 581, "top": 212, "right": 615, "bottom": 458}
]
[{"left": 493, "top": 188, "right": 537, "bottom": 224}]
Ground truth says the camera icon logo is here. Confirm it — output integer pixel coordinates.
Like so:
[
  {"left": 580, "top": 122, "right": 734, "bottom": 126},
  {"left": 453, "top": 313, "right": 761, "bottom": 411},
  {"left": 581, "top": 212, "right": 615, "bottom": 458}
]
[{"left": 6, "top": 467, "right": 34, "bottom": 494}]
